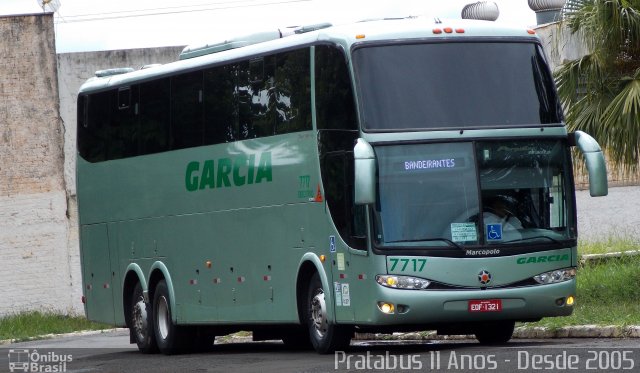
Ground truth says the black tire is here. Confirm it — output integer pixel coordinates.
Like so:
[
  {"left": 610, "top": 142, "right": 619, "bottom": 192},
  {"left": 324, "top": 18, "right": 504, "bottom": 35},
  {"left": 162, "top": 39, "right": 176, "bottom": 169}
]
[
  {"left": 305, "top": 272, "right": 352, "bottom": 354},
  {"left": 153, "top": 280, "right": 190, "bottom": 354},
  {"left": 475, "top": 321, "right": 515, "bottom": 345},
  {"left": 130, "top": 282, "right": 158, "bottom": 353}
]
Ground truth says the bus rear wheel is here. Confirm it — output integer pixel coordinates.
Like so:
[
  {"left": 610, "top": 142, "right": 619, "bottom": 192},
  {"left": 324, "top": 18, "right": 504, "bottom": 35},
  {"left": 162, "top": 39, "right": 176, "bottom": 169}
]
[
  {"left": 475, "top": 320, "right": 515, "bottom": 345},
  {"left": 305, "top": 272, "right": 352, "bottom": 354},
  {"left": 153, "top": 280, "right": 190, "bottom": 354},
  {"left": 130, "top": 282, "right": 158, "bottom": 353}
]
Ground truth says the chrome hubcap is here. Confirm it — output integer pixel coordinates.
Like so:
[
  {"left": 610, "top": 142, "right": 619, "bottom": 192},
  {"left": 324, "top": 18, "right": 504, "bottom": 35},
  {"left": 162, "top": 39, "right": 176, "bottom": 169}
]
[
  {"left": 132, "top": 296, "right": 148, "bottom": 341},
  {"left": 157, "top": 295, "right": 170, "bottom": 340},
  {"left": 310, "top": 289, "right": 328, "bottom": 338}
]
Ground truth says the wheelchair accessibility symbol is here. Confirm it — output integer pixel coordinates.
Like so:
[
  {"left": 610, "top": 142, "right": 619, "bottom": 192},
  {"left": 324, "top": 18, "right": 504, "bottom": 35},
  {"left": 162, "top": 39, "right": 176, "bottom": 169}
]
[{"left": 486, "top": 224, "right": 502, "bottom": 241}]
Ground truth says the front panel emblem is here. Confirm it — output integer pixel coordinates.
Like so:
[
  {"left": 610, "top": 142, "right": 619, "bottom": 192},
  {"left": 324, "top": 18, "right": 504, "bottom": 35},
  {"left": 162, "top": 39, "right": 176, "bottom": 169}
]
[{"left": 478, "top": 270, "right": 492, "bottom": 285}]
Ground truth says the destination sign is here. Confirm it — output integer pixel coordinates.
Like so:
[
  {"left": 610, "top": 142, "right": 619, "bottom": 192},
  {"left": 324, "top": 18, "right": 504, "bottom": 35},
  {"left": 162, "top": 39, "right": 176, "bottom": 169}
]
[{"left": 400, "top": 157, "right": 465, "bottom": 172}]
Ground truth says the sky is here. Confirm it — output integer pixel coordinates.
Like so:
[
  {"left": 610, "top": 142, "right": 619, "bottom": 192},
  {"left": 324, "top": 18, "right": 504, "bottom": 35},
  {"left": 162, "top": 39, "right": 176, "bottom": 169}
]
[{"left": 2, "top": 0, "right": 537, "bottom": 53}]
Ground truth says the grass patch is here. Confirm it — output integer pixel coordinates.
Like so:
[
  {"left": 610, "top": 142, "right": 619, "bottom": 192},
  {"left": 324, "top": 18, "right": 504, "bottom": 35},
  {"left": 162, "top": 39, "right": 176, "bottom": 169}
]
[
  {"left": 521, "top": 254, "right": 640, "bottom": 328},
  {"left": 0, "top": 311, "right": 109, "bottom": 342}
]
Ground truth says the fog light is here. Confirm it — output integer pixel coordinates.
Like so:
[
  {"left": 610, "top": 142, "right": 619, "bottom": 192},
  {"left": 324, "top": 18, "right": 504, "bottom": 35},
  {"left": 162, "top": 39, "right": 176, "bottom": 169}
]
[
  {"left": 378, "top": 302, "right": 395, "bottom": 314},
  {"left": 555, "top": 297, "right": 565, "bottom": 306},
  {"left": 566, "top": 296, "right": 575, "bottom": 306}
]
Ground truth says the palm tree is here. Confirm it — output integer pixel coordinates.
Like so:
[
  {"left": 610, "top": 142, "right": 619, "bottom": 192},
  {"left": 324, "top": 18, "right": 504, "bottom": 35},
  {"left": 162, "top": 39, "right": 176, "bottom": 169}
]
[{"left": 555, "top": 0, "right": 640, "bottom": 173}]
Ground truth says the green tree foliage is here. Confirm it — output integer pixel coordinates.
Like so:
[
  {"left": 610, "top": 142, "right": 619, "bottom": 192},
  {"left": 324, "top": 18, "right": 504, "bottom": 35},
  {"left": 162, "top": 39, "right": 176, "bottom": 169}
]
[{"left": 555, "top": 0, "right": 640, "bottom": 172}]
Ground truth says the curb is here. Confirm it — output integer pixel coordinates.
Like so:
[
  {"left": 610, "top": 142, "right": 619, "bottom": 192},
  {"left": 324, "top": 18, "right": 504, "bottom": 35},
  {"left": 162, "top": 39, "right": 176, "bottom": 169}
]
[
  {"left": 0, "top": 328, "right": 127, "bottom": 346},
  {"left": 355, "top": 325, "right": 640, "bottom": 341},
  {"left": 2, "top": 326, "right": 638, "bottom": 346},
  {"left": 580, "top": 250, "right": 640, "bottom": 265}
]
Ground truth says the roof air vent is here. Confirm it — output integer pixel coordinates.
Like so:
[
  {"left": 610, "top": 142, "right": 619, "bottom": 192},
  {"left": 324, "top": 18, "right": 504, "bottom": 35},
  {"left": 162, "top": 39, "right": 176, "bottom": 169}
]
[{"left": 461, "top": 1, "right": 500, "bottom": 21}]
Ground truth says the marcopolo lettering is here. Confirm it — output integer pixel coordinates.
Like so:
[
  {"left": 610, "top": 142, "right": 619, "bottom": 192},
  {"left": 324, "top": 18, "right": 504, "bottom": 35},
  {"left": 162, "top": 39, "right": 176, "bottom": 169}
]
[
  {"left": 185, "top": 152, "right": 272, "bottom": 192},
  {"left": 516, "top": 254, "right": 570, "bottom": 264}
]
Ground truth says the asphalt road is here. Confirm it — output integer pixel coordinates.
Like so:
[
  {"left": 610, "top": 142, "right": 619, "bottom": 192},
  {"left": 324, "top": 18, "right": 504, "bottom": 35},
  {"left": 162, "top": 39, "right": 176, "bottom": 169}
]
[{"left": 2, "top": 330, "right": 639, "bottom": 373}]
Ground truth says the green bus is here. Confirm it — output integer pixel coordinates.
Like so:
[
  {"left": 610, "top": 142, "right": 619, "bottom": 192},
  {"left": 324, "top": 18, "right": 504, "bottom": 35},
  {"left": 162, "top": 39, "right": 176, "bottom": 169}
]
[{"left": 76, "top": 18, "right": 608, "bottom": 354}]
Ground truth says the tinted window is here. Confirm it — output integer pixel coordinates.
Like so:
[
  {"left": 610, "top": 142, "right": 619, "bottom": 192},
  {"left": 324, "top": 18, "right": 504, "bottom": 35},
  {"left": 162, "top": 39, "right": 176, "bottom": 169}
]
[
  {"left": 172, "top": 71, "right": 203, "bottom": 149},
  {"left": 316, "top": 45, "right": 364, "bottom": 249},
  {"left": 79, "top": 48, "right": 312, "bottom": 163},
  {"left": 353, "top": 42, "right": 562, "bottom": 131},
  {"left": 204, "top": 65, "right": 237, "bottom": 144},
  {"left": 316, "top": 45, "right": 357, "bottom": 131},
  {"left": 274, "top": 49, "right": 311, "bottom": 133},
  {"left": 248, "top": 56, "right": 277, "bottom": 138},
  {"left": 110, "top": 86, "right": 139, "bottom": 159},
  {"left": 140, "top": 79, "right": 170, "bottom": 154},
  {"left": 78, "top": 92, "right": 109, "bottom": 162}
]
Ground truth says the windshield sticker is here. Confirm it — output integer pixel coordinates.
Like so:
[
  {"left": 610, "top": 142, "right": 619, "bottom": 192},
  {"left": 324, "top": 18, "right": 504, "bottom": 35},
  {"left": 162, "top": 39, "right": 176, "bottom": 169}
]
[
  {"left": 337, "top": 253, "right": 346, "bottom": 271},
  {"left": 486, "top": 224, "right": 503, "bottom": 241},
  {"left": 451, "top": 223, "right": 477, "bottom": 242},
  {"left": 341, "top": 284, "right": 351, "bottom": 306}
]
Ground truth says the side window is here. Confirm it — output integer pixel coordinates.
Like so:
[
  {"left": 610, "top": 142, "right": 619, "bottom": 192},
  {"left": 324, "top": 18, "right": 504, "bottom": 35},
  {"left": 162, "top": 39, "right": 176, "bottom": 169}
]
[
  {"left": 321, "top": 151, "right": 366, "bottom": 250},
  {"left": 204, "top": 65, "right": 237, "bottom": 144},
  {"left": 247, "top": 56, "right": 277, "bottom": 138},
  {"left": 78, "top": 92, "right": 109, "bottom": 162},
  {"left": 315, "top": 45, "right": 357, "bottom": 131},
  {"left": 275, "top": 49, "right": 311, "bottom": 134},
  {"left": 172, "top": 71, "right": 203, "bottom": 149},
  {"left": 139, "top": 79, "right": 170, "bottom": 154},
  {"left": 316, "top": 44, "right": 364, "bottom": 250},
  {"left": 110, "top": 86, "right": 139, "bottom": 160}
]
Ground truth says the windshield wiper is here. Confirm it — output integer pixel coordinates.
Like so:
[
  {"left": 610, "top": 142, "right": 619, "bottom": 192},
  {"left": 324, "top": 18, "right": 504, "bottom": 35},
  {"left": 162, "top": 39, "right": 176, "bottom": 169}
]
[
  {"left": 387, "top": 238, "right": 465, "bottom": 251},
  {"left": 504, "top": 236, "right": 562, "bottom": 245}
]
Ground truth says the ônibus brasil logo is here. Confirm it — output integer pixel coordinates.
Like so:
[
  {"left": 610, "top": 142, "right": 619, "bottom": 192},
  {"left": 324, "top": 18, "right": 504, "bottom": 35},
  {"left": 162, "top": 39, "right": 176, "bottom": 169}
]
[{"left": 7, "top": 349, "right": 72, "bottom": 372}]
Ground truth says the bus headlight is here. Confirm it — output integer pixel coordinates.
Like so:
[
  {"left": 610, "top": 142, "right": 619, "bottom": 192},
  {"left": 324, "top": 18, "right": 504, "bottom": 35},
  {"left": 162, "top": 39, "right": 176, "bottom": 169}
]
[
  {"left": 376, "top": 275, "right": 430, "bottom": 290},
  {"left": 533, "top": 268, "right": 576, "bottom": 284}
]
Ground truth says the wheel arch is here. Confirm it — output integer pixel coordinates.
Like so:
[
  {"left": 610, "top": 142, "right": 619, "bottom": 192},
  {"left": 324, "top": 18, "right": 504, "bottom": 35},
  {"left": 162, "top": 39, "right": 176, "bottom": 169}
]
[
  {"left": 148, "top": 261, "right": 177, "bottom": 323},
  {"left": 122, "top": 263, "right": 147, "bottom": 329},
  {"left": 295, "top": 253, "right": 334, "bottom": 324}
]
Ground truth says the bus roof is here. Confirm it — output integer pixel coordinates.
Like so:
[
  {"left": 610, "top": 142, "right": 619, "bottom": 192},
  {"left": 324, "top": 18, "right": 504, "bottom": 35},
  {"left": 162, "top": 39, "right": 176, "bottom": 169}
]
[{"left": 78, "top": 17, "right": 539, "bottom": 94}]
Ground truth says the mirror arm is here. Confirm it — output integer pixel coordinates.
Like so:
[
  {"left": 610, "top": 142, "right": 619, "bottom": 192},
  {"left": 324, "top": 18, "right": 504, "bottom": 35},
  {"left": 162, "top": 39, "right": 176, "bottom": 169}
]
[{"left": 572, "top": 131, "right": 608, "bottom": 197}]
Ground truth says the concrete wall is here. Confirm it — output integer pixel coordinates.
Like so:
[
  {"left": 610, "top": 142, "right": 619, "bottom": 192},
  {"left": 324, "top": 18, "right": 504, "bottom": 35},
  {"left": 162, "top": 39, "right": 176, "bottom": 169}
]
[
  {"left": 536, "top": 22, "right": 589, "bottom": 72},
  {"left": 0, "top": 11, "right": 184, "bottom": 317},
  {"left": 0, "top": 14, "right": 71, "bottom": 315}
]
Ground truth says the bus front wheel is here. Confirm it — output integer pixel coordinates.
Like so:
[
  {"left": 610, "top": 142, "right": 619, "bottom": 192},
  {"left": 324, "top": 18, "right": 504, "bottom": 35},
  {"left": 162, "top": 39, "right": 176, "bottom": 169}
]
[
  {"left": 153, "top": 280, "right": 190, "bottom": 354},
  {"left": 130, "top": 282, "right": 158, "bottom": 353},
  {"left": 305, "top": 272, "right": 352, "bottom": 354}
]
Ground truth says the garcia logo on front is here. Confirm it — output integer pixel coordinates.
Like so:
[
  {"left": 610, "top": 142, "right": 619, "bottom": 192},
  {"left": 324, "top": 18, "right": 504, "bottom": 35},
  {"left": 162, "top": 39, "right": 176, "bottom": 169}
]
[{"left": 8, "top": 349, "right": 72, "bottom": 372}]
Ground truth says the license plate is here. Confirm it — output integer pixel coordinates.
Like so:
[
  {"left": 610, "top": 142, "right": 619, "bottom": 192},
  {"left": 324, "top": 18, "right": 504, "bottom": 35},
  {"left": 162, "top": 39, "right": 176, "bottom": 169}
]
[{"left": 468, "top": 299, "right": 502, "bottom": 312}]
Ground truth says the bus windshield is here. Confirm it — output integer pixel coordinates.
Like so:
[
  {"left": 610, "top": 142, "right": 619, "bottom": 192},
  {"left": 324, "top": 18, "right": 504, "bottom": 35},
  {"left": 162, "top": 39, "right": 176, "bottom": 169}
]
[
  {"left": 353, "top": 41, "right": 562, "bottom": 131},
  {"left": 373, "top": 140, "right": 575, "bottom": 249}
]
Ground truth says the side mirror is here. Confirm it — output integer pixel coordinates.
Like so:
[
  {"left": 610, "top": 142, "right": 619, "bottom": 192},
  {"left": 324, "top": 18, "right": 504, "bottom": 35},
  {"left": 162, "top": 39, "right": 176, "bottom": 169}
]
[
  {"left": 570, "top": 131, "right": 608, "bottom": 197},
  {"left": 354, "top": 138, "right": 376, "bottom": 205}
]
